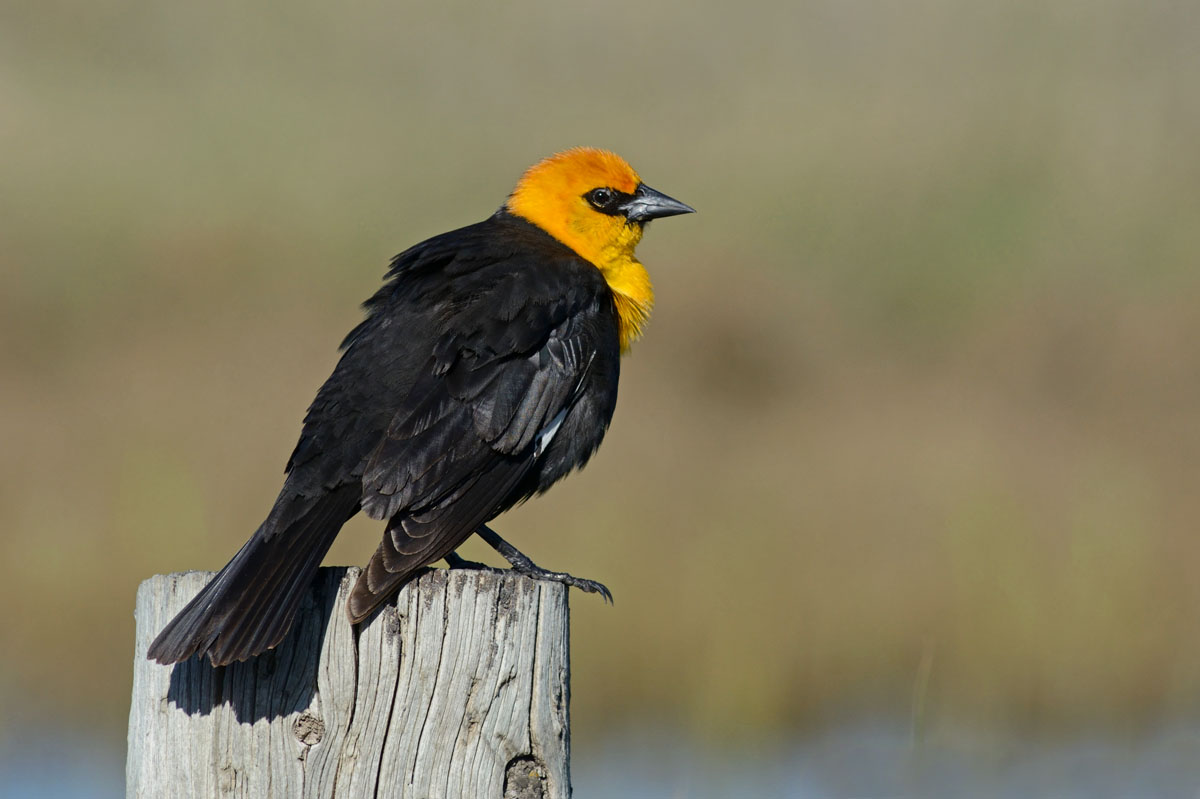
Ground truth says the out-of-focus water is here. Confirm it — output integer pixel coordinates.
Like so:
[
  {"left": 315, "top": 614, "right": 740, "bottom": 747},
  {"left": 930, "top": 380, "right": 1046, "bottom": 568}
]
[
  {"left": 7, "top": 722, "right": 1200, "bottom": 798},
  {"left": 573, "top": 722, "right": 1200, "bottom": 798},
  {"left": 0, "top": 729, "right": 123, "bottom": 799}
]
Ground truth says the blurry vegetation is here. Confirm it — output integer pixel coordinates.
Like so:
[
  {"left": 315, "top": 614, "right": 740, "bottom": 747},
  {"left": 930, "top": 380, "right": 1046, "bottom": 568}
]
[{"left": 2, "top": 0, "right": 1199, "bottom": 749}]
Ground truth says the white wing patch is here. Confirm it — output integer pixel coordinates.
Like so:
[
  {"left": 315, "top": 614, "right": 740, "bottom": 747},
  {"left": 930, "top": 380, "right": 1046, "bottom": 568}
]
[
  {"left": 532, "top": 349, "right": 596, "bottom": 459},
  {"left": 534, "top": 407, "right": 568, "bottom": 458}
]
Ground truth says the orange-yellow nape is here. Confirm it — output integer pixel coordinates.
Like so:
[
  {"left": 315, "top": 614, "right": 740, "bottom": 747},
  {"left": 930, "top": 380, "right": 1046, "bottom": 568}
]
[{"left": 506, "top": 147, "right": 654, "bottom": 352}]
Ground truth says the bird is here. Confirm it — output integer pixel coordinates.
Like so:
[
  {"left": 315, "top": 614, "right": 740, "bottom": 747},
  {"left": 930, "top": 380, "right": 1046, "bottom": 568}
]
[{"left": 147, "top": 147, "right": 694, "bottom": 666}]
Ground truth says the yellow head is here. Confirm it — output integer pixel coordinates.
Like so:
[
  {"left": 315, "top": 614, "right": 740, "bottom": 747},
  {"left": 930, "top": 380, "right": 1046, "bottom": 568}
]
[{"left": 505, "top": 147, "right": 693, "bottom": 352}]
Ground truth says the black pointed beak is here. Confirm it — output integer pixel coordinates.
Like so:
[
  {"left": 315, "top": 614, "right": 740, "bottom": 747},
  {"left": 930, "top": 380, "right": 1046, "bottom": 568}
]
[{"left": 621, "top": 183, "right": 696, "bottom": 223}]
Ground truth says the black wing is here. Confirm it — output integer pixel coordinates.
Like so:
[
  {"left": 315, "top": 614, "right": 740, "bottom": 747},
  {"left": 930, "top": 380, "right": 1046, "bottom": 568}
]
[{"left": 345, "top": 222, "right": 618, "bottom": 621}]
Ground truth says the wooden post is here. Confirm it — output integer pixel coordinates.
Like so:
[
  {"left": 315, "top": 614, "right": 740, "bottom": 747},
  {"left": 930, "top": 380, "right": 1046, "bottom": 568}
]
[{"left": 126, "top": 567, "right": 572, "bottom": 798}]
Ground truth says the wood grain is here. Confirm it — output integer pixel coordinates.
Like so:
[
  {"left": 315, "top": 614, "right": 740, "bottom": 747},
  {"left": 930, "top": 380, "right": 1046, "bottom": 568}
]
[{"left": 126, "top": 567, "right": 571, "bottom": 798}]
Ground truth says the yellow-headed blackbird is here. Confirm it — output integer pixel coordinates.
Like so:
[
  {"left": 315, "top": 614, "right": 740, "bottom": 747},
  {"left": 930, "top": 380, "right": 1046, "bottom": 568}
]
[{"left": 147, "top": 148, "right": 693, "bottom": 665}]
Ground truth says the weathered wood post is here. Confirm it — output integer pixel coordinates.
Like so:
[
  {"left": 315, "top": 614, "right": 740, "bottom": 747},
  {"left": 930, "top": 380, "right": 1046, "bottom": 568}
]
[{"left": 126, "top": 567, "right": 571, "bottom": 798}]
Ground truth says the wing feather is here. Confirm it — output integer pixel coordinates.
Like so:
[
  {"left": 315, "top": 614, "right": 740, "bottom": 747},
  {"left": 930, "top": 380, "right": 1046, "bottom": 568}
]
[{"left": 346, "top": 255, "right": 607, "bottom": 621}]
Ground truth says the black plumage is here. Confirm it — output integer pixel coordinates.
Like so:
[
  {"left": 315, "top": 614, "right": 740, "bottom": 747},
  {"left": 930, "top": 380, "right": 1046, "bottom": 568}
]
[{"left": 147, "top": 212, "right": 621, "bottom": 666}]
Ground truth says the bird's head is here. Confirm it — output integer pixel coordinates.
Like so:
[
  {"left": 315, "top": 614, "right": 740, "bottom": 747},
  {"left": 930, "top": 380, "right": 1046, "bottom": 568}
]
[
  {"left": 505, "top": 147, "right": 694, "bottom": 272},
  {"left": 505, "top": 148, "right": 693, "bottom": 352}
]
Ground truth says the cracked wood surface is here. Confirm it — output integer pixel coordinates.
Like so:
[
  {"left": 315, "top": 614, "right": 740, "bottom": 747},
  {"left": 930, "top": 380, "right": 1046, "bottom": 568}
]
[{"left": 126, "top": 567, "right": 571, "bottom": 798}]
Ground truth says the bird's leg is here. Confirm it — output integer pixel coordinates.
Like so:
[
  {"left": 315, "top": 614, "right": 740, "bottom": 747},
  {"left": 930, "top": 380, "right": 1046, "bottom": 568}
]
[{"left": 474, "top": 524, "right": 613, "bottom": 603}]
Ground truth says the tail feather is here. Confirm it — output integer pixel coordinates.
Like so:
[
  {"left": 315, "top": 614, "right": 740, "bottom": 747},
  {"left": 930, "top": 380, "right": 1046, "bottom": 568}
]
[
  {"left": 346, "top": 517, "right": 469, "bottom": 624},
  {"left": 146, "top": 484, "right": 360, "bottom": 666}
]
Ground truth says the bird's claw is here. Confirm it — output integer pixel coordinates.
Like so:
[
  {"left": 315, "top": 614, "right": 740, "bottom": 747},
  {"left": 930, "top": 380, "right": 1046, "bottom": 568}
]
[
  {"left": 509, "top": 563, "right": 613, "bottom": 604},
  {"left": 446, "top": 550, "right": 612, "bottom": 601},
  {"left": 472, "top": 524, "right": 612, "bottom": 603}
]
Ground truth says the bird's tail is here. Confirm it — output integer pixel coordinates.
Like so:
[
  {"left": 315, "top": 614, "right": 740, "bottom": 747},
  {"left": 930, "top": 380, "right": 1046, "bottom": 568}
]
[{"left": 146, "top": 484, "right": 360, "bottom": 666}]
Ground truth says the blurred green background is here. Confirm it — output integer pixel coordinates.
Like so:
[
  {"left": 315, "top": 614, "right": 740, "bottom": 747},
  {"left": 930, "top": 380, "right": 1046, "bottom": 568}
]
[{"left": 3, "top": 0, "right": 1199, "bottom": 791}]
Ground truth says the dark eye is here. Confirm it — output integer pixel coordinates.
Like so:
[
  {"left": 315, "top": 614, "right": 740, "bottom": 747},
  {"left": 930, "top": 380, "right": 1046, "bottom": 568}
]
[{"left": 586, "top": 188, "right": 616, "bottom": 210}]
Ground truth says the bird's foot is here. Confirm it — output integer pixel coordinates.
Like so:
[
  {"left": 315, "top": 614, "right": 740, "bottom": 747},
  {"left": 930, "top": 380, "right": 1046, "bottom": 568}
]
[
  {"left": 474, "top": 524, "right": 613, "bottom": 603},
  {"left": 509, "top": 560, "right": 613, "bottom": 603}
]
